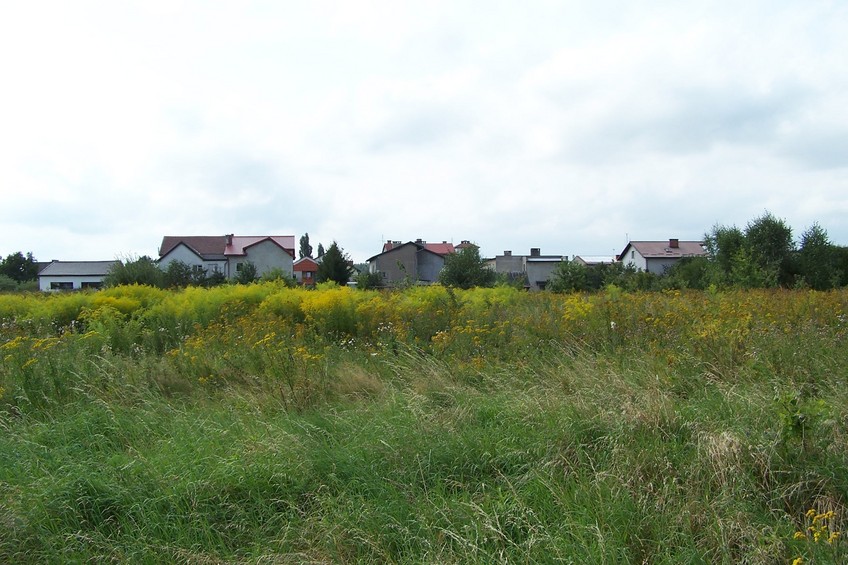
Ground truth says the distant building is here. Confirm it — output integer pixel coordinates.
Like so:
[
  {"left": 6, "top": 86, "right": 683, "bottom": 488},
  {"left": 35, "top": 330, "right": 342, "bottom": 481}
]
[
  {"left": 38, "top": 260, "right": 119, "bottom": 291},
  {"left": 158, "top": 235, "right": 296, "bottom": 279},
  {"left": 487, "top": 248, "right": 567, "bottom": 291},
  {"left": 293, "top": 256, "right": 319, "bottom": 287},
  {"left": 572, "top": 255, "right": 616, "bottom": 267},
  {"left": 367, "top": 239, "right": 471, "bottom": 286},
  {"left": 617, "top": 239, "right": 706, "bottom": 274}
]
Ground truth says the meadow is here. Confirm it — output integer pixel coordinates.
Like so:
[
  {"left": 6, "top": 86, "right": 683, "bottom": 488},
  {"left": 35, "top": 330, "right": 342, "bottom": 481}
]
[{"left": 1, "top": 282, "right": 846, "bottom": 563}]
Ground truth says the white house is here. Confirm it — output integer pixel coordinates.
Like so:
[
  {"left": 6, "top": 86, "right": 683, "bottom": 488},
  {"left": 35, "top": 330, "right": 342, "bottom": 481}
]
[
  {"left": 38, "top": 260, "right": 119, "bottom": 291},
  {"left": 618, "top": 239, "right": 707, "bottom": 274},
  {"left": 158, "top": 235, "right": 296, "bottom": 279}
]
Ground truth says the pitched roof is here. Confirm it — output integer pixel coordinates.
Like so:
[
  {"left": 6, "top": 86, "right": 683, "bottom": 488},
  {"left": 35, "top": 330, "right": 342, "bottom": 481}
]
[
  {"left": 620, "top": 240, "right": 706, "bottom": 259},
  {"left": 159, "top": 236, "right": 228, "bottom": 260},
  {"left": 424, "top": 242, "right": 455, "bottom": 255},
  {"left": 159, "top": 235, "right": 296, "bottom": 260},
  {"left": 38, "top": 260, "right": 119, "bottom": 277},
  {"left": 370, "top": 240, "right": 457, "bottom": 262},
  {"left": 225, "top": 236, "right": 296, "bottom": 258},
  {"left": 293, "top": 257, "right": 319, "bottom": 271}
]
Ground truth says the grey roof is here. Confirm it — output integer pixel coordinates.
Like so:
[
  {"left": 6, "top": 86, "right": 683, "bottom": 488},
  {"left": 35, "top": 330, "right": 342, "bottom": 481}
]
[{"left": 38, "top": 261, "right": 119, "bottom": 277}]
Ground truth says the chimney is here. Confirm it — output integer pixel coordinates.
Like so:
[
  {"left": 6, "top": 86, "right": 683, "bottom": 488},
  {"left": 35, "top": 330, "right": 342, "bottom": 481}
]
[
  {"left": 669, "top": 238, "right": 679, "bottom": 249},
  {"left": 504, "top": 250, "right": 512, "bottom": 256},
  {"left": 530, "top": 248, "right": 541, "bottom": 257},
  {"left": 415, "top": 238, "right": 424, "bottom": 245},
  {"left": 226, "top": 234, "right": 233, "bottom": 246}
]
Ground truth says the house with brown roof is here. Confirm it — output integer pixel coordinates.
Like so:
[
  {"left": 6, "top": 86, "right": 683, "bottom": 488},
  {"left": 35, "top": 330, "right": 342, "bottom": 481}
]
[
  {"left": 367, "top": 239, "right": 468, "bottom": 286},
  {"left": 618, "top": 239, "right": 706, "bottom": 274},
  {"left": 158, "top": 234, "right": 296, "bottom": 279}
]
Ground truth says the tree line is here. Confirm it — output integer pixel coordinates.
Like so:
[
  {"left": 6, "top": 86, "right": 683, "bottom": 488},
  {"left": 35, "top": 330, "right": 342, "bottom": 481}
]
[
  {"left": 3, "top": 212, "right": 847, "bottom": 293},
  {"left": 548, "top": 212, "right": 848, "bottom": 292}
]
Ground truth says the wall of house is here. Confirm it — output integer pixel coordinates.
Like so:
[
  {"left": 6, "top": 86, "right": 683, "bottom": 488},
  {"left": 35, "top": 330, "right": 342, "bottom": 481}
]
[
  {"left": 373, "top": 246, "right": 418, "bottom": 284},
  {"left": 230, "top": 240, "right": 293, "bottom": 278},
  {"left": 525, "top": 259, "right": 564, "bottom": 291},
  {"left": 416, "top": 251, "right": 446, "bottom": 283},
  {"left": 39, "top": 276, "right": 106, "bottom": 291},
  {"left": 645, "top": 257, "right": 681, "bottom": 275},
  {"left": 491, "top": 254, "right": 524, "bottom": 275},
  {"left": 621, "top": 249, "right": 647, "bottom": 272},
  {"left": 159, "top": 245, "right": 226, "bottom": 277}
]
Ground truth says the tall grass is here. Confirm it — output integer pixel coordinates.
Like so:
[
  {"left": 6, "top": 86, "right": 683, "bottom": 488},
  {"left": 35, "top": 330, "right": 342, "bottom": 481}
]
[{"left": 1, "top": 285, "right": 846, "bottom": 562}]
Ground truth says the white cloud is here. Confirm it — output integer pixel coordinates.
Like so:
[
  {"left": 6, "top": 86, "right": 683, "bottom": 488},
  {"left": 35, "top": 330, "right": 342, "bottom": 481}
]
[{"left": 1, "top": 1, "right": 847, "bottom": 263}]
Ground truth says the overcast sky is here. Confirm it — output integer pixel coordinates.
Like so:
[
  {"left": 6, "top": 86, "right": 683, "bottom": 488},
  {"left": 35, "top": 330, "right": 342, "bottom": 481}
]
[{"left": 1, "top": 1, "right": 846, "bottom": 263}]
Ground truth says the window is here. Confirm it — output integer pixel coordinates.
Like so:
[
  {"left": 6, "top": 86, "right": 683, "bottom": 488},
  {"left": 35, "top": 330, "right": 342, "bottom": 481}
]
[
  {"left": 236, "top": 263, "right": 243, "bottom": 272},
  {"left": 81, "top": 281, "right": 102, "bottom": 289},
  {"left": 50, "top": 282, "right": 74, "bottom": 290},
  {"left": 631, "top": 250, "right": 635, "bottom": 259}
]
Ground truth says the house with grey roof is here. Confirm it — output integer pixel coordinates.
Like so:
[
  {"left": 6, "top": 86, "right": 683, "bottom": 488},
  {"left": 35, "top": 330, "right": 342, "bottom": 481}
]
[
  {"left": 486, "top": 248, "right": 567, "bottom": 291},
  {"left": 617, "top": 239, "right": 707, "bottom": 274},
  {"left": 158, "top": 234, "right": 296, "bottom": 279},
  {"left": 38, "top": 260, "right": 119, "bottom": 291}
]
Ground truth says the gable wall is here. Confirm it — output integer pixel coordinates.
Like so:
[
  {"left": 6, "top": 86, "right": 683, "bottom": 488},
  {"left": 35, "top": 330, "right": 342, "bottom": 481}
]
[{"left": 229, "top": 240, "right": 293, "bottom": 278}]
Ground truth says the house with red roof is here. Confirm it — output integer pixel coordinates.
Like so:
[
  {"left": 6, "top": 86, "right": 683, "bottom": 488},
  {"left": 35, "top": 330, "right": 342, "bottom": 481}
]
[
  {"left": 367, "top": 238, "right": 471, "bottom": 286},
  {"left": 293, "top": 256, "right": 319, "bottom": 287},
  {"left": 158, "top": 234, "right": 296, "bottom": 280},
  {"left": 617, "top": 239, "right": 706, "bottom": 274}
]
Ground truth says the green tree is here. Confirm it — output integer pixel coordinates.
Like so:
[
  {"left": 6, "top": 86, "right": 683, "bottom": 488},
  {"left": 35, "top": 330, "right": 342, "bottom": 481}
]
[
  {"left": 163, "top": 260, "right": 196, "bottom": 288},
  {"left": 547, "top": 261, "right": 589, "bottom": 293},
  {"left": 438, "top": 246, "right": 496, "bottom": 289},
  {"left": 317, "top": 243, "right": 325, "bottom": 258},
  {"left": 235, "top": 261, "right": 258, "bottom": 284},
  {"left": 798, "top": 223, "right": 837, "bottom": 290},
  {"left": 0, "top": 274, "right": 18, "bottom": 291},
  {"left": 0, "top": 251, "right": 38, "bottom": 282},
  {"left": 316, "top": 242, "right": 353, "bottom": 285},
  {"left": 355, "top": 270, "right": 383, "bottom": 290},
  {"left": 104, "top": 256, "right": 164, "bottom": 288},
  {"left": 703, "top": 224, "right": 745, "bottom": 283},
  {"left": 744, "top": 211, "right": 794, "bottom": 286},
  {"left": 299, "top": 233, "right": 313, "bottom": 259}
]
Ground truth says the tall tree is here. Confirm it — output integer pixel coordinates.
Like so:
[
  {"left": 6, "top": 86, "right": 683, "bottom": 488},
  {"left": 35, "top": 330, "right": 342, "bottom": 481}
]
[
  {"left": 438, "top": 245, "right": 496, "bottom": 289},
  {"left": 0, "top": 251, "right": 38, "bottom": 282},
  {"left": 744, "top": 211, "right": 794, "bottom": 286},
  {"left": 798, "top": 223, "right": 837, "bottom": 290},
  {"left": 317, "top": 243, "right": 325, "bottom": 258},
  {"left": 316, "top": 242, "right": 352, "bottom": 285},
  {"left": 703, "top": 224, "right": 745, "bottom": 279},
  {"left": 299, "top": 233, "right": 313, "bottom": 259}
]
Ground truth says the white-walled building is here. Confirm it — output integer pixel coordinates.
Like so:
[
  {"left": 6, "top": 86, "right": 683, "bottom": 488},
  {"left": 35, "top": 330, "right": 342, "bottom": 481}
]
[{"left": 38, "top": 260, "right": 119, "bottom": 291}]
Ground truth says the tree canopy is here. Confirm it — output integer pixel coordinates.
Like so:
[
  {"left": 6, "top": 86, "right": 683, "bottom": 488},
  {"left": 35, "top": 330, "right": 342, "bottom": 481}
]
[
  {"left": 438, "top": 246, "right": 496, "bottom": 289},
  {"left": 0, "top": 251, "right": 38, "bottom": 282},
  {"left": 316, "top": 242, "right": 353, "bottom": 285},
  {"left": 299, "top": 233, "right": 313, "bottom": 259}
]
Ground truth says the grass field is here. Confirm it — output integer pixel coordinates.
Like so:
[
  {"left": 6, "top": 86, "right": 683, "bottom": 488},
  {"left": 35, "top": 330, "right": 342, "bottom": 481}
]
[{"left": 1, "top": 283, "right": 846, "bottom": 563}]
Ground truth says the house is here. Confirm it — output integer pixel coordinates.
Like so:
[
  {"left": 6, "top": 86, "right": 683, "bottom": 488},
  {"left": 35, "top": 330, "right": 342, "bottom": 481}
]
[
  {"left": 486, "top": 248, "right": 567, "bottom": 291},
  {"left": 572, "top": 255, "right": 616, "bottom": 267},
  {"left": 158, "top": 234, "right": 296, "bottom": 279},
  {"left": 38, "top": 260, "right": 119, "bottom": 291},
  {"left": 617, "top": 239, "right": 706, "bottom": 274},
  {"left": 367, "top": 239, "right": 465, "bottom": 286},
  {"left": 293, "top": 256, "right": 319, "bottom": 287}
]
